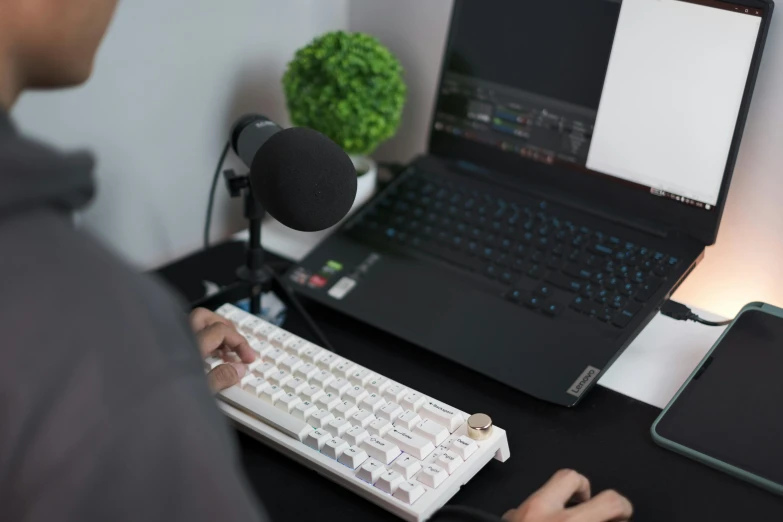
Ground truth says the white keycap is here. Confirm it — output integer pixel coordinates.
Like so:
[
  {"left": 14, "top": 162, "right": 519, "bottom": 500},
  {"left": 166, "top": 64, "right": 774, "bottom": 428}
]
[
  {"left": 350, "top": 367, "right": 374, "bottom": 387},
  {"left": 316, "top": 392, "right": 341, "bottom": 411},
  {"left": 391, "top": 454, "right": 423, "bottom": 480},
  {"left": 383, "top": 383, "right": 408, "bottom": 403},
  {"left": 286, "top": 337, "right": 310, "bottom": 356},
  {"left": 327, "top": 378, "right": 352, "bottom": 397},
  {"left": 385, "top": 426, "right": 437, "bottom": 460},
  {"left": 295, "top": 363, "right": 319, "bottom": 381},
  {"left": 240, "top": 370, "right": 258, "bottom": 387},
  {"left": 325, "top": 417, "right": 352, "bottom": 438},
  {"left": 301, "top": 345, "right": 323, "bottom": 363},
  {"left": 284, "top": 377, "right": 308, "bottom": 395},
  {"left": 356, "top": 458, "right": 386, "bottom": 484},
  {"left": 360, "top": 393, "right": 387, "bottom": 414},
  {"left": 451, "top": 436, "right": 478, "bottom": 460},
  {"left": 275, "top": 392, "right": 302, "bottom": 413},
  {"left": 243, "top": 376, "right": 269, "bottom": 396},
  {"left": 322, "top": 437, "right": 350, "bottom": 460},
  {"left": 269, "top": 369, "right": 292, "bottom": 387},
  {"left": 280, "top": 355, "right": 303, "bottom": 374},
  {"left": 311, "top": 370, "right": 335, "bottom": 388},
  {"left": 204, "top": 356, "right": 223, "bottom": 370},
  {"left": 247, "top": 357, "right": 265, "bottom": 373},
  {"left": 317, "top": 352, "right": 340, "bottom": 371},
  {"left": 423, "top": 449, "right": 445, "bottom": 466},
  {"left": 394, "top": 410, "right": 423, "bottom": 431},
  {"left": 344, "top": 426, "right": 370, "bottom": 447},
  {"left": 254, "top": 341, "right": 274, "bottom": 357},
  {"left": 420, "top": 400, "right": 465, "bottom": 433},
  {"left": 439, "top": 436, "right": 458, "bottom": 452},
  {"left": 304, "top": 428, "right": 331, "bottom": 451},
  {"left": 252, "top": 323, "right": 278, "bottom": 340},
  {"left": 239, "top": 316, "right": 265, "bottom": 334},
  {"left": 351, "top": 409, "right": 376, "bottom": 429},
  {"left": 270, "top": 331, "right": 293, "bottom": 348},
  {"left": 334, "top": 360, "right": 358, "bottom": 378},
  {"left": 216, "top": 304, "right": 243, "bottom": 323},
  {"left": 401, "top": 391, "right": 427, "bottom": 412},
  {"left": 393, "top": 481, "right": 426, "bottom": 505},
  {"left": 436, "top": 450, "right": 464, "bottom": 474},
  {"left": 378, "top": 402, "right": 404, "bottom": 422},
  {"left": 219, "top": 386, "right": 312, "bottom": 442},
  {"left": 261, "top": 385, "right": 284, "bottom": 405},
  {"left": 344, "top": 385, "right": 369, "bottom": 404},
  {"left": 338, "top": 445, "right": 369, "bottom": 469},
  {"left": 368, "top": 418, "right": 393, "bottom": 437},
  {"left": 361, "top": 436, "right": 401, "bottom": 465},
  {"left": 417, "top": 464, "right": 449, "bottom": 488},
  {"left": 375, "top": 470, "right": 405, "bottom": 495},
  {"left": 265, "top": 348, "right": 286, "bottom": 365},
  {"left": 301, "top": 385, "right": 325, "bottom": 403},
  {"left": 333, "top": 400, "right": 359, "bottom": 419},
  {"left": 255, "top": 362, "right": 277, "bottom": 379},
  {"left": 367, "top": 376, "right": 392, "bottom": 395},
  {"left": 414, "top": 419, "right": 449, "bottom": 446},
  {"left": 292, "top": 400, "right": 318, "bottom": 422},
  {"left": 308, "top": 409, "right": 335, "bottom": 429}
]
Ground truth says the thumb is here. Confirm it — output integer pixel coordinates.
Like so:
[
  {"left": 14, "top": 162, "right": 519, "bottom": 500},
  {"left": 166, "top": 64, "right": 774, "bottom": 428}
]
[{"left": 208, "top": 363, "right": 246, "bottom": 393}]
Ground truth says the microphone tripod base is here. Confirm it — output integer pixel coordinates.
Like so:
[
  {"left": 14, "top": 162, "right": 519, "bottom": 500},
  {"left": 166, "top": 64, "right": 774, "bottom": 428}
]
[{"left": 192, "top": 169, "right": 335, "bottom": 352}]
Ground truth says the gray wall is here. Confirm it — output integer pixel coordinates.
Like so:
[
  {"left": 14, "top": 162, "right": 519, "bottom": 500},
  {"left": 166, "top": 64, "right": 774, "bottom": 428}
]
[
  {"left": 12, "top": 0, "right": 348, "bottom": 268},
  {"left": 349, "top": 0, "right": 783, "bottom": 317}
]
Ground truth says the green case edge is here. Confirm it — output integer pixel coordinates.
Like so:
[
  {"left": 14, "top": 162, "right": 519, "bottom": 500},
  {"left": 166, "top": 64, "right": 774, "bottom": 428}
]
[{"left": 651, "top": 301, "right": 783, "bottom": 497}]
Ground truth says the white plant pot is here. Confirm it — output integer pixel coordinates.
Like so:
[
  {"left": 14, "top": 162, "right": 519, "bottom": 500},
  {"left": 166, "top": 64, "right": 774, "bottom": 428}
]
[{"left": 350, "top": 155, "right": 378, "bottom": 213}]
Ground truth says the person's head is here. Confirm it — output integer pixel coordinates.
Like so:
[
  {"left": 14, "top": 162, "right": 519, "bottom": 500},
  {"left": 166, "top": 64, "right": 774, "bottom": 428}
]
[{"left": 0, "top": 0, "right": 118, "bottom": 108}]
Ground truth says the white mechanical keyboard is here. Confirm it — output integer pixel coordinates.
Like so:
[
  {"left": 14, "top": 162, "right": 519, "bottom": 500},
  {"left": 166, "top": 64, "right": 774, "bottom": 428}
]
[{"left": 209, "top": 304, "right": 510, "bottom": 522}]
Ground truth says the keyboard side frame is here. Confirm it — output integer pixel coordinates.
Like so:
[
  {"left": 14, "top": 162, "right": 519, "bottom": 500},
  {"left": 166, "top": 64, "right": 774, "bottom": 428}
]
[{"left": 217, "top": 398, "right": 510, "bottom": 522}]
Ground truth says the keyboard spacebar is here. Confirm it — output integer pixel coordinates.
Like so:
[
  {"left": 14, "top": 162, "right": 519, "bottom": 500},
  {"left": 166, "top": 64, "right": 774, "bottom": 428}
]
[{"left": 219, "top": 387, "right": 312, "bottom": 442}]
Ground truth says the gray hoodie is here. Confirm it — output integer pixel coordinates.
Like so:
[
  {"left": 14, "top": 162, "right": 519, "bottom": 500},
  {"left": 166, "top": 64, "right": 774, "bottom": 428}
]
[{"left": 0, "top": 111, "right": 266, "bottom": 522}]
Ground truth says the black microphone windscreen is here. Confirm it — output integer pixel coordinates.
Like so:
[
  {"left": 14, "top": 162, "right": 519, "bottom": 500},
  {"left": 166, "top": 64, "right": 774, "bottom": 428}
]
[{"left": 250, "top": 127, "right": 357, "bottom": 232}]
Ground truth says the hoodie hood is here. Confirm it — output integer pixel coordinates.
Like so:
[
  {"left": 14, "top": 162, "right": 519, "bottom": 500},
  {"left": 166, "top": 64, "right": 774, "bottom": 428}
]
[{"left": 0, "top": 111, "right": 95, "bottom": 217}]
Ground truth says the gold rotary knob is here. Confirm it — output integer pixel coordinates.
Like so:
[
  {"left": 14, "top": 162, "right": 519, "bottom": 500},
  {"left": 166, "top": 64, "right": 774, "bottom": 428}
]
[{"left": 467, "top": 413, "right": 493, "bottom": 441}]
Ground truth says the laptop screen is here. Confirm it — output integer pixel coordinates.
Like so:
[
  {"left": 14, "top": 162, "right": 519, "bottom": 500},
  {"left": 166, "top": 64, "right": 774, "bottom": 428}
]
[{"left": 430, "top": 0, "right": 768, "bottom": 226}]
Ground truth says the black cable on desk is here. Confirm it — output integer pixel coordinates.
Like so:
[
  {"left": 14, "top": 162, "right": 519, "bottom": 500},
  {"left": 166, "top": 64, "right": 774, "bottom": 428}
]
[
  {"left": 204, "top": 141, "right": 231, "bottom": 250},
  {"left": 660, "top": 300, "right": 733, "bottom": 327}
]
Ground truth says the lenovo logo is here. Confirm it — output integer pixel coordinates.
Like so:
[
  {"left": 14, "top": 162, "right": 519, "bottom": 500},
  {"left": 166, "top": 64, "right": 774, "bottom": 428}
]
[{"left": 566, "top": 366, "right": 601, "bottom": 398}]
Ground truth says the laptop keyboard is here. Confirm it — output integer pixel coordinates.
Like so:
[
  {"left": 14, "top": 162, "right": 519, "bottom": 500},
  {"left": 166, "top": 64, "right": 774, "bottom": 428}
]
[{"left": 347, "top": 171, "right": 681, "bottom": 329}]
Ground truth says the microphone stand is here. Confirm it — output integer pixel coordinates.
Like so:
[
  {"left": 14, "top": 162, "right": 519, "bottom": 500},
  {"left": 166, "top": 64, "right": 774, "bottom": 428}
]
[{"left": 193, "top": 169, "right": 335, "bottom": 352}]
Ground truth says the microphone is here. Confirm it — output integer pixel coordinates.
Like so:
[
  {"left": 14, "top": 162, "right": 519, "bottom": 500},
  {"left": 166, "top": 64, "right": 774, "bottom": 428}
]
[{"left": 230, "top": 114, "right": 357, "bottom": 232}]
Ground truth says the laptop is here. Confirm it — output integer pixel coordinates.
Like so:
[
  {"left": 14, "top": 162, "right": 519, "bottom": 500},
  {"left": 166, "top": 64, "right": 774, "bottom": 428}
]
[{"left": 286, "top": 0, "right": 774, "bottom": 407}]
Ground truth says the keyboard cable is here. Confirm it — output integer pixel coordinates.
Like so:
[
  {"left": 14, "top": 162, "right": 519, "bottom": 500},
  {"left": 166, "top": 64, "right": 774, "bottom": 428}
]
[{"left": 660, "top": 300, "right": 733, "bottom": 327}]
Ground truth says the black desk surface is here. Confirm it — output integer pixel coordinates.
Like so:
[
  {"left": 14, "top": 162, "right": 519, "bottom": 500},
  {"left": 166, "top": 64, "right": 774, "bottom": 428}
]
[{"left": 158, "top": 241, "right": 783, "bottom": 522}]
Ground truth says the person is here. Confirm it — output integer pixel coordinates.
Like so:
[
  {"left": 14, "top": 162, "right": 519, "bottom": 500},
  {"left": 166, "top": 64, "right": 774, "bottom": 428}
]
[{"left": 0, "top": 1, "right": 633, "bottom": 521}]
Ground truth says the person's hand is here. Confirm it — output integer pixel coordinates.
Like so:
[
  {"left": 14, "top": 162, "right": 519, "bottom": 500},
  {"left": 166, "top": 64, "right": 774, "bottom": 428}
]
[
  {"left": 190, "top": 308, "right": 257, "bottom": 393},
  {"left": 502, "top": 470, "right": 633, "bottom": 522}
]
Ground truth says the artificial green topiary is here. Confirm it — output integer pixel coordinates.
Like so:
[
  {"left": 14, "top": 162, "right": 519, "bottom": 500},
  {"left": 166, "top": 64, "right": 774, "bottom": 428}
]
[{"left": 283, "top": 31, "right": 407, "bottom": 157}]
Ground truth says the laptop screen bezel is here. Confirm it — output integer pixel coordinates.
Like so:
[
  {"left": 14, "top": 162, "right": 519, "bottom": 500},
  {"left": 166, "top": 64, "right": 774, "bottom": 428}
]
[{"left": 427, "top": 0, "right": 774, "bottom": 245}]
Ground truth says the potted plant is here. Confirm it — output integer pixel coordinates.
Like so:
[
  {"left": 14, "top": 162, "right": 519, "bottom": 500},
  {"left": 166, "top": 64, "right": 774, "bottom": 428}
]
[{"left": 283, "top": 31, "right": 407, "bottom": 209}]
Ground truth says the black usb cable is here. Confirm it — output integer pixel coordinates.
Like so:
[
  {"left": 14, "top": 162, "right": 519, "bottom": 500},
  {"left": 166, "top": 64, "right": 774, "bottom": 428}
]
[{"left": 660, "top": 300, "right": 733, "bottom": 327}]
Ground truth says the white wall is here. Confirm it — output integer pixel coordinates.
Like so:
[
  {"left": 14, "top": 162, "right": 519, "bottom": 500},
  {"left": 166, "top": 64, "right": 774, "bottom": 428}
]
[
  {"left": 12, "top": 0, "right": 348, "bottom": 268},
  {"left": 349, "top": 0, "right": 783, "bottom": 318},
  {"left": 348, "top": 0, "right": 453, "bottom": 164}
]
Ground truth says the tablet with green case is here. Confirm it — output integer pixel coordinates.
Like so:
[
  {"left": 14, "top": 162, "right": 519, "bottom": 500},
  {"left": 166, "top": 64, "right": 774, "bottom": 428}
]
[{"left": 652, "top": 302, "right": 783, "bottom": 496}]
